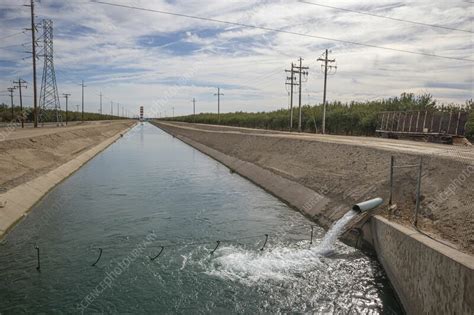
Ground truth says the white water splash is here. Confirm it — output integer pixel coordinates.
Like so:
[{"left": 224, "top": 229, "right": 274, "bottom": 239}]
[
  {"left": 316, "top": 210, "right": 358, "bottom": 255},
  {"left": 206, "top": 242, "right": 321, "bottom": 283},
  {"left": 204, "top": 210, "right": 358, "bottom": 284}
]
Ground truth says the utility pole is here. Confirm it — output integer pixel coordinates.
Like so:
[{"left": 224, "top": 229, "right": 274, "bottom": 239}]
[
  {"left": 294, "top": 57, "right": 309, "bottom": 132},
  {"left": 99, "top": 92, "right": 103, "bottom": 115},
  {"left": 80, "top": 80, "right": 86, "bottom": 122},
  {"left": 214, "top": 88, "right": 224, "bottom": 124},
  {"left": 25, "top": 0, "right": 38, "bottom": 128},
  {"left": 62, "top": 93, "right": 70, "bottom": 126},
  {"left": 117, "top": 103, "right": 119, "bottom": 118},
  {"left": 7, "top": 87, "right": 15, "bottom": 121},
  {"left": 285, "top": 63, "right": 298, "bottom": 130},
  {"left": 317, "top": 49, "right": 336, "bottom": 134},
  {"left": 13, "top": 79, "right": 27, "bottom": 128},
  {"left": 192, "top": 98, "right": 196, "bottom": 123},
  {"left": 111, "top": 101, "right": 113, "bottom": 117}
]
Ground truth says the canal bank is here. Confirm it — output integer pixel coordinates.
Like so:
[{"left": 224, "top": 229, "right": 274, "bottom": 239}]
[
  {"left": 0, "top": 123, "right": 401, "bottom": 313},
  {"left": 0, "top": 120, "right": 136, "bottom": 238},
  {"left": 152, "top": 120, "right": 474, "bottom": 314}
]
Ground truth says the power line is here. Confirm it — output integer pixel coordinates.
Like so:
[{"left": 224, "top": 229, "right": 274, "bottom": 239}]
[
  {"left": 0, "top": 31, "right": 26, "bottom": 41},
  {"left": 299, "top": 1, "right": 473, "bottom": 34},
  {"left": 0, "top": 44, "right": 25, "bottom": 50},
  {"left": 89, "top": 0, "right": 473, "bottom": 62}
]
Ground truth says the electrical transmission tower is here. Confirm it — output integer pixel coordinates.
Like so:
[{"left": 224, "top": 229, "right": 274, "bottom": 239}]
[
  {"left": 39, "top": 19, "right": 62, "bottom": 126},
  {"left": 317, "top": 49, "right": 337, "bottom": 134}
]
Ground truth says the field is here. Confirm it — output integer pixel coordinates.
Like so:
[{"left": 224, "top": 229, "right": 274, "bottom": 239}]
[{"left": 164, "top": 93, "right": 474, "bottom": 140}]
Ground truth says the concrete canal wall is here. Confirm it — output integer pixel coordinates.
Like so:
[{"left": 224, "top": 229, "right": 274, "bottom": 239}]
[
  {"left": 0, "top": 121, "right": 136, "bottom": 238},
  {"left": 369, "top": 216, "right": 474, "bottom": 314},
  {"left": 152, "top": 121, "right": 474, "bottom": 314}
]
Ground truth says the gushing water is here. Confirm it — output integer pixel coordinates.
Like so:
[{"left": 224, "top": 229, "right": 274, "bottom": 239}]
[
  {"left": 207, "top": 210, "right": 359, "bottom": 283},
  {"left": 316, "top": 209, "right": 358, "bottom": 254}
]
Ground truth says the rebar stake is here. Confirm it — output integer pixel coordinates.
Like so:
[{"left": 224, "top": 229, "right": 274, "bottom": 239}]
[
  {"left": 91, "top": 248, "right": 103, "bottom": 267},
  {"left": 150, "top": 246, "right": 164, "bottom": 261},
  {"left": 34, "top": 244, "right": 40, "bottom": 272},
  {"left": 310, "top": 226, "right": 314, "bottom": 245},
  {"left": 210, "top": 241, "right": 220, "bottom": 255},
  {"left": 260, "top": 234, "right": 269, "bottom": 251}
]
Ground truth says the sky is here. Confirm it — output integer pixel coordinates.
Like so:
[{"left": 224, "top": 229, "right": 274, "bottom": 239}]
[{"left": 0, "top": 0, "right": 472, "bottom": 118}]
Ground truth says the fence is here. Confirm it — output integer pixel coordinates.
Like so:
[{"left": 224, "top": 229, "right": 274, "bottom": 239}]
[{"left": 377, "top": 110, "right": 469, "bottom": 137}]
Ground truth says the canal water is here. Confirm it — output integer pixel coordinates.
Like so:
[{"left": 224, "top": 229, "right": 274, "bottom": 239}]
[{"left": 0, "top": 123, "right": 402, "bottom": 314}]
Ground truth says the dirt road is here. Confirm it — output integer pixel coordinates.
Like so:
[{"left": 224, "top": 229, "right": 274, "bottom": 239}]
[
  {"left": 169, "top": 122, "right": 474, "bottom": 163},
  {"left": 0, "top": 120, "right": 120, "bottom": 141}
]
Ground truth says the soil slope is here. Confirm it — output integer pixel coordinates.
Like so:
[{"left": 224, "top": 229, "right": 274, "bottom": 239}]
[
  {"left": 154, "top": 121, "right": 474, "bottom": 254},
  {"left": 0, "top": 121, "right": 134, "bottom": 190}
]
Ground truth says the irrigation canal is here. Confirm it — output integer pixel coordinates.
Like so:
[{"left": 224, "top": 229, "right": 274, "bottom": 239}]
[{"left": 0, "top": 123, "right": 402, "bottom": 313}]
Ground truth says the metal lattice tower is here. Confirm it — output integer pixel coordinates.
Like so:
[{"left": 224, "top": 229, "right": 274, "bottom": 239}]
[{"left": 39, "top": 19, "right": 62, "bottom": 125}]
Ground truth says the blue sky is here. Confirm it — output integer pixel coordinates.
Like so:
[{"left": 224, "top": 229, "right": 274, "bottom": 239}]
[{"left": 0, "top": 0, "right": 472, "bottom": 118}]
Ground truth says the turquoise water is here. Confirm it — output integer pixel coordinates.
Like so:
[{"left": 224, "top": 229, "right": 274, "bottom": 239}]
[{"left": 0, "top": 123, "right": 401, "bottom": 313}]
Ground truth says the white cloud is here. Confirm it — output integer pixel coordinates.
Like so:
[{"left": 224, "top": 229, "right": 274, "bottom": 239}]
[{"left": 0, "top": 0, "right": 472, "bottom": 117}]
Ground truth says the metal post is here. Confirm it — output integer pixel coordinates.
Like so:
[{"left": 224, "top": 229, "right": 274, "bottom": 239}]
[
  {"left": 430, "top": 112, "right": 434, "bottom": 132},
  {"left": 389, "top": 156, "right": 394, "bottom": 205},
  {"left": 422, "top": 111, "right": 427, "bottom": 132},
  {"left": 455, "top": 111, "right": 461, "bottom": 136},
  {"left": 397, "top": 112, "right": 402, "bottom": 132},
  {"left": 414, "top": 157, "right": 423, "bottom": 227},
  {"left": 438, "top": 114, "right": 444, "bottom": 133},
  {"left": 415, "top": 111, "right": 420, "bottom": 132},
  {"left": 447, "top": 111, "right": 453, "bottom": 134}
]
